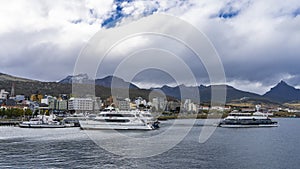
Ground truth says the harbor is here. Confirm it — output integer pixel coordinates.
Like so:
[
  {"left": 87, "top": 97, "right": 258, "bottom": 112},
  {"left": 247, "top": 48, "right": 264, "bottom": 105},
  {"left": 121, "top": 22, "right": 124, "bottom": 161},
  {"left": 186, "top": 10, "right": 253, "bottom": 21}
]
[{"left": 1, "top": 118, "right": 300, "bottom": 168}]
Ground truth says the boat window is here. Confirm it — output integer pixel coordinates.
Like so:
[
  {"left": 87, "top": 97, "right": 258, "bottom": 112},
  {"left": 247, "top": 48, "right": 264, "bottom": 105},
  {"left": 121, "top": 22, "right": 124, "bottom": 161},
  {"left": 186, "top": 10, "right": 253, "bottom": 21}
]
[
  {"left": 104, "top": 119, "right": 130, "bottom": 123},
  {"left": 102, "top": 109, "right": 116, "bottom": 112},
  {"left": 122, "top": 114, "right": 135, "bottom": 117},
  {"left": 101, "top": 114, "right": 135, "bottom": 117}
]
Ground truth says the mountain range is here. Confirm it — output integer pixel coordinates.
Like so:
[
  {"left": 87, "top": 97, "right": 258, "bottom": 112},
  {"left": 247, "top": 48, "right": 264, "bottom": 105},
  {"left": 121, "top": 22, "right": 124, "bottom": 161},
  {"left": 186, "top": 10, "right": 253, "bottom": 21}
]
[
  {"left": 59, "top": 74, "right": 138, "bottom": 89},
  {"left": 1, "top": 72, "right": 300, "bottom": 104}
]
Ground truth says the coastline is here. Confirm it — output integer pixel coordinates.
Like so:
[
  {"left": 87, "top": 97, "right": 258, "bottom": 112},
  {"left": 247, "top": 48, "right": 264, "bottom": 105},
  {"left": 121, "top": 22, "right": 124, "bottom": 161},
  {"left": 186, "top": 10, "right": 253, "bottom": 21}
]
[{"left": 1, "top": 114, "right": 298, "bottom": 126}]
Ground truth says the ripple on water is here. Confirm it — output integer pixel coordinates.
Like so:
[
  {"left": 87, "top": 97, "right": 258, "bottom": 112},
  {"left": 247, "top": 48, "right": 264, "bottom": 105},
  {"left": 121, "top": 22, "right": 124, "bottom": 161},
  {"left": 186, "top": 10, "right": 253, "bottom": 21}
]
[{"left": 0, "top": 119, "right": 300, "bottom": 169}]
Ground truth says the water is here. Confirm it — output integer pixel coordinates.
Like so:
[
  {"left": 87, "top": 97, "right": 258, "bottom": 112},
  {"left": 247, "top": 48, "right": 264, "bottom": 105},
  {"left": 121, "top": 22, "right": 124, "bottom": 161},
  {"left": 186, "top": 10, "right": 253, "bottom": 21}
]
[{"left": 0, "top": 118, "right": 299, "bottom": 169}]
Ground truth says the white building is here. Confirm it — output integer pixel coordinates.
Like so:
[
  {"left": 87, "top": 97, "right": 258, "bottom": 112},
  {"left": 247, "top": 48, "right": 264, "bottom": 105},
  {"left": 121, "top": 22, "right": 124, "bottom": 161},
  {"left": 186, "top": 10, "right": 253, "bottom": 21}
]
[
  {"left": 93, "top": 97, "right": 102, "bottom": 111},
  {"left": 41, "top": 95, "right": 57, "bottom": 105},
  {"left": 55, "top": 100, "right": 68, "bottom": 110},
  {"left": 199, "top": 106, "right": 209, "bottom": 111},
  {"left": 152, "top": 97, "right": 166, "bottom": 111},
  {"left": 0, "top": 89, "right": 9, "bottom": 99},
  {"left": 183, "top": 99, "right": 198, "bottom": 112},
  {"left": 183, "top": 99, "right": 191, "bottom": 111},
  {"left": 68, "top": 97, "right": 93, "bottom": 111},
  {"left": 116, "top": 98, "right": 130, "bottom": 110}
]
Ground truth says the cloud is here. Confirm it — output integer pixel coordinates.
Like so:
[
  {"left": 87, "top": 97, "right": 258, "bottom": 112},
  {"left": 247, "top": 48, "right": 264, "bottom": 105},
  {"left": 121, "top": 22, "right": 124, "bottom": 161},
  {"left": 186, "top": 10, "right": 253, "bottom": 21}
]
[
  {"left": 226, "top": 80, "right": 272, "bottom": 95},
  {"left": 0, "top": 0, "right": 108, "bottom": 80},
  {"left": 176, "top": 0, "right": 300, "bottom": 91},
  {"left": 0, "top": 0, "right": 299, "bottom": 94}
]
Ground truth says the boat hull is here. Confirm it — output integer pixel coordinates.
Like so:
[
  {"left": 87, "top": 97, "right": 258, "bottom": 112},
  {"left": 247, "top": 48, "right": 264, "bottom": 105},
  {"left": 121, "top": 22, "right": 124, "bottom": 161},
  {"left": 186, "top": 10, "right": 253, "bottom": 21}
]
[
  {"left": 19, "top": 123, "right": 65, "bottom": 128},
  {"left": 219, "top": 124, "right": 279, "bottom": 128},
  {"left": 79, "top": 120, "right": 153, "bottom": 130}
]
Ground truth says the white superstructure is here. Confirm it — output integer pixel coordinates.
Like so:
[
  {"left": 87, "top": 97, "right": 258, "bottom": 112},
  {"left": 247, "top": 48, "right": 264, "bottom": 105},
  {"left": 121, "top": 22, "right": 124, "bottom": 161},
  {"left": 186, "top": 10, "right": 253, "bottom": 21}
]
[
  {"left": 219, "top": 108, "right": 278, "bottom": 128},
  {"left": 19, "top": 114, "right": 65, "bottom": 128}
]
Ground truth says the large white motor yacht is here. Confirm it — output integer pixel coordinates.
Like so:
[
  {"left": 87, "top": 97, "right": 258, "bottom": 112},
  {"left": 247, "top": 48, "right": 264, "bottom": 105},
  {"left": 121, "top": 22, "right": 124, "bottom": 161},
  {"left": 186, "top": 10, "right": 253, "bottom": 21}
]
[{"left": 79, "top": 107, "right": 159, "bottom": 130}]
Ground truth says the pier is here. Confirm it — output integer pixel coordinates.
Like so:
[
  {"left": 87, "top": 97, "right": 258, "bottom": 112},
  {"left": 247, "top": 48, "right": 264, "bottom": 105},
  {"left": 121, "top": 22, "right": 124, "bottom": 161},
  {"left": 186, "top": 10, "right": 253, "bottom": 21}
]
[{"left": 0, "top": 121, "right": 20, "bottom": 126}]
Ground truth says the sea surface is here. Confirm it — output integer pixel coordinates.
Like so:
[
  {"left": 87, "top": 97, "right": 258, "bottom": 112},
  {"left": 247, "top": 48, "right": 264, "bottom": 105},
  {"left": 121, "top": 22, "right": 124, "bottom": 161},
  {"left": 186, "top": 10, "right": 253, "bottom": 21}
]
[{"left": 0, "top": 118, "right": 299, "bottom": 169}]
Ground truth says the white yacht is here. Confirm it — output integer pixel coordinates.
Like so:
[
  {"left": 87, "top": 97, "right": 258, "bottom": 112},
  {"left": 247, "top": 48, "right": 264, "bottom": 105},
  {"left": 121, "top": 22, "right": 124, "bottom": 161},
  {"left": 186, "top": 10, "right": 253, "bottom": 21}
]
[
  {"left": 79, "top": 107, "right": 159, "bottom": 130},
  {"left": 218, "top": 105, "right": 278, "bottom": 128},
  {"left": 19, "top": 114, "right": 65, "bottom": 128}
]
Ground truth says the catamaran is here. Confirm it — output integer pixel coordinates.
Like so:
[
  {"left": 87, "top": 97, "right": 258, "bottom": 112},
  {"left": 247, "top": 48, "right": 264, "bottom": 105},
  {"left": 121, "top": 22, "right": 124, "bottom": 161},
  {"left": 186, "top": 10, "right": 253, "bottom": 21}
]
[{"left": 218, "top": 105, "right": 278, "bottom": 128}]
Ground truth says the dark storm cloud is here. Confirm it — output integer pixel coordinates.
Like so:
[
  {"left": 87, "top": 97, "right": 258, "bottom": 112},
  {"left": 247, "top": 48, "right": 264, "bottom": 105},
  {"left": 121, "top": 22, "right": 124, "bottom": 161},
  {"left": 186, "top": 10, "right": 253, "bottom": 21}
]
[{"left": 0, "top": 0, "right": 300, "bottom": 94}]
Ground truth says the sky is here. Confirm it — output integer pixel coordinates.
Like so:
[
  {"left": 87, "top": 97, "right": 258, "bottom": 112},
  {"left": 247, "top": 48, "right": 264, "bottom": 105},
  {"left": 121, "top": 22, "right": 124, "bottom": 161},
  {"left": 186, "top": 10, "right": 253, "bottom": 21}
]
[{"left": 0, "top": 0, "right": 300, "bottom": 94}]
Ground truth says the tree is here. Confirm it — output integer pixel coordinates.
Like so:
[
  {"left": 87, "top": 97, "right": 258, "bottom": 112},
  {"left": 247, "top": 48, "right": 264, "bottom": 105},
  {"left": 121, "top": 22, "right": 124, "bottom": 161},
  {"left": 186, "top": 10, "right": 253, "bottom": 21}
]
[
  {"left": 0, "top": 108, "right": 5, "bottom": 117},
  {"left": 25, "top": 109, "right": 32, "bottom": 116}
]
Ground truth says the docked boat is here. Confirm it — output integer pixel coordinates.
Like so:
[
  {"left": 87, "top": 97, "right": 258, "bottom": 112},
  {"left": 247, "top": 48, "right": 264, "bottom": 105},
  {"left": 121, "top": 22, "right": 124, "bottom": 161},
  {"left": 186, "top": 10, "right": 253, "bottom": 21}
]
[
  {"left": 19, "top": 114, "right": 65, "bottom": 128},
  {"left": 79, "top": 107, "right": 159, "bottom": 130},
  {"left": 218, "top": 106, "right": 278, "bottom": 128}
]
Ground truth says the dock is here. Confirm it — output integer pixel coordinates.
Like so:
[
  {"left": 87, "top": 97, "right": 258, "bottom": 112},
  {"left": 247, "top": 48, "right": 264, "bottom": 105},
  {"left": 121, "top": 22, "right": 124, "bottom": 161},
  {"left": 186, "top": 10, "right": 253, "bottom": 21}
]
[{"left": 0, "top": 121, "right": 20, "bottom": 126}]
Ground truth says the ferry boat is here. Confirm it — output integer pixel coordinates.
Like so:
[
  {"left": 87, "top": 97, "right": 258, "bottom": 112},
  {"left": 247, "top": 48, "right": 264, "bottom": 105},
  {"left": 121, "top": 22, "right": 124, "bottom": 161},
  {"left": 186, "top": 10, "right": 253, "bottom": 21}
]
[
  {"left": 19, "top": 114, "right": 65, "bottom": 128},
  {"left": 218, "top": 105, "right": 278, "bottom": 128},
  {"left": 79, "top": 107, "right": 159, "bottom": 130}
]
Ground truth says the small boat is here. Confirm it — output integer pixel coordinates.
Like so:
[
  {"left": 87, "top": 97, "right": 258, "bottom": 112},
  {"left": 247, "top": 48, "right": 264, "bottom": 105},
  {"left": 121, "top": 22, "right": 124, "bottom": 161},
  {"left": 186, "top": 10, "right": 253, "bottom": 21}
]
[
  {"left": 218, "top": 105, "right": 278, "bottom": 128},
  {"left": 19, "top": 114, "right": 65, "bottom": 128},
  {"left": 79, "top": 107, "right": 159, "bottom": 130}
]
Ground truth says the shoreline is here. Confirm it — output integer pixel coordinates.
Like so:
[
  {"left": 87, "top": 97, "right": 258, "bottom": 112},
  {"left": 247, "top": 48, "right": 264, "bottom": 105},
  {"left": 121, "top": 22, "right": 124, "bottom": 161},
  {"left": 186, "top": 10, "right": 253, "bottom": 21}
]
[
  {"left": 1, "top": 116, "right": 298, "bottom": 126},
  {"left": 158, "top": 115, "right": 299, "bottom": 120}
]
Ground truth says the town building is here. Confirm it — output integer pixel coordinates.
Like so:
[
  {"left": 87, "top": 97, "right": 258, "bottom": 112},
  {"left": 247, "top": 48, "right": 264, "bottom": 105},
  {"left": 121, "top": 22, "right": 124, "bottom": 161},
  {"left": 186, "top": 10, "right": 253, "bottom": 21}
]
[
  {"left": 53, "top": 100, "right": 68, "bottom": 110},
  {"left": 68, "top": 97, "right": 93, "bottom": 112},
  {"left": 92, "top": 97, "right": 102, "bottom": 111},
  {"left": 0, "top": 89, "right": 9, "bottom": 99},
  {"left": 15, "top": 95, "right": 25, "bottom": 102},
  {"left": 152, "top": 97, "right": 167, "bottom": 111},
  {"left": 41, "top": 95, "right": 56, "bottom": 105},
  {"left": 115, "top": 98, "right": 130, "bottom": 110},
  {"left": 183, "top": 99, "right": 198, "bottom": 113}
]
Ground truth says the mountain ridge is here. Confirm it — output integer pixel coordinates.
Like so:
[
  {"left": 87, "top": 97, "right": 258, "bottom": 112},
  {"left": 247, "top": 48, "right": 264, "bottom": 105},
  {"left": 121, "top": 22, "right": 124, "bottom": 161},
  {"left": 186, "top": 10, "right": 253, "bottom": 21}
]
[
  {"left": 0, "top": 73, "right": 37, "bottom": 82},
  {"left": 59, "top": 74, "right": 139, "bottom": 89},
  {"left": 152, "top": 84, "right": 263, "bottom": 103},
  {"left": 263, "top": 80, "right": 300, "bottom": 103},
  {"left": 0, "top": 72, "right": 299, "bottom": 103}
]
